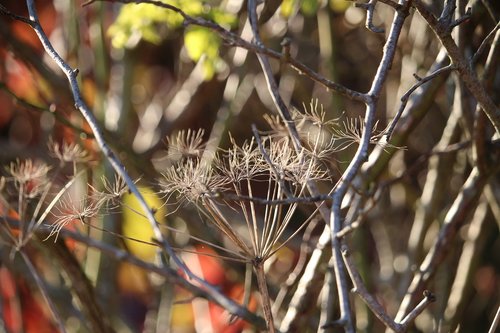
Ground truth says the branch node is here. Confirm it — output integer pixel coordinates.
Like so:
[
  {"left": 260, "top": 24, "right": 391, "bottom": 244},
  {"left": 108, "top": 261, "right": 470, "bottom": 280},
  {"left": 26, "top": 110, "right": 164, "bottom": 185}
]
[
  {"left": 320, "top": 318, "right": 346, "bottom": 329},
  {"left": 423, "top": 290, "right": 436, "bottom": 302},
  {"left": 450, "top": 8, "right": 472, "bottom": 29},
  {"left": 281, "top": 37, "right": 291, "bottom": 61}
]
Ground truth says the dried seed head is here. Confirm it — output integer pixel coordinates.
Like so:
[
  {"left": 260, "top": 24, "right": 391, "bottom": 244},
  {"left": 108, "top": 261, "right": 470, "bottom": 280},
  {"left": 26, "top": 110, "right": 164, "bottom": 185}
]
[
  {"left": 49, "top": 139, "right": 90, "bottom": 164},
  {"left": 160, "top": 159, "right": 227, "bottom": 203},
  {"left": 166, "top": 129, "right": 207, "bottom": 162},
  {"left": 8, "top": 159, "right": 51, "bottom": 198}
]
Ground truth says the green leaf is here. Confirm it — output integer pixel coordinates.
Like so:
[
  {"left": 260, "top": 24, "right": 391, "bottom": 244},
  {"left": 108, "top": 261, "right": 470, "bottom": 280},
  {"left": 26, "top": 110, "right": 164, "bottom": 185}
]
[
  {"left": 329, "top": 0, "right": 351, "bottom": 12},
  {"left": 184, "top": 27, "right": 220, "bottom": 61},
  {"left": 108, "top": 1, "right": 180, "bottom": 48},
  {"left": 184, "top": 27, "right": 221, "bottom": 80},
  {"left": 107, "top": 0, "right": 236, "bottom": 49},
  {"left": 300, "top": 0, "right": 319, "bottom": 16}
]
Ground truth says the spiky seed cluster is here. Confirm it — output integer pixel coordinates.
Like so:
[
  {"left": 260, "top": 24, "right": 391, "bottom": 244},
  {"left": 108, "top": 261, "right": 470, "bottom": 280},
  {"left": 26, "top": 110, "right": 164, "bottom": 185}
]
[
  {"left": 159, "top": 124, "right": 329, "bottom": 262},
  {"left": 160, "top": 158, "right": 227, "bottom": 203},
  {"left": 8, "top": 159, "right": 51, "bottom": 198},
  {"left": 90, "top": 174, "right": 129, "bottom": 210},
  {"left": 49, "top": 139, "right": 90, "bottom": 164},
  {"left": 2, "top": 148, "right": 129, "bottom": 242},
  {"left": 166, "top": 129, "right": 207, "bottom": 162},
  {"left": 49, "top": 198, "right": 100, "bottom": 240}
]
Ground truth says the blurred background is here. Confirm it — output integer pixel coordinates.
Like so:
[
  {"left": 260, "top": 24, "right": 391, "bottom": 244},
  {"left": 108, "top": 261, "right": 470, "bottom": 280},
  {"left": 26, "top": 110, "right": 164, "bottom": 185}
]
[{"left": 0, "top": 0, "right": 499, "bottom": 332}]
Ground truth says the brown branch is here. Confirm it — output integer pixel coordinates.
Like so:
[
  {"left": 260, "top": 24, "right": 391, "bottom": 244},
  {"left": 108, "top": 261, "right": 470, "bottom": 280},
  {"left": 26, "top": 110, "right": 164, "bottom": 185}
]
[
  {"left": 211, "top": 190, "right": 331, "bottom": 205},
  {"left": 395, "top": 164, "right": 498, "bottom": 321},
  {"left": 414, "top": 0, "right": 500, "bottom": 134},
  {"left": 342, "top": 246, "right": 435, "bottom": 332},
  {"left": 254, "top": 261, "right": 275, "bottom": 333},
  {"left": 0, "top": 3, "right": 35, "bottom": 25},
  {"left": 384, "top": 64, "right": 454, "bottom": 139},
  {"left": 2, "top": 217, "right": 267, "bottom": 330}
]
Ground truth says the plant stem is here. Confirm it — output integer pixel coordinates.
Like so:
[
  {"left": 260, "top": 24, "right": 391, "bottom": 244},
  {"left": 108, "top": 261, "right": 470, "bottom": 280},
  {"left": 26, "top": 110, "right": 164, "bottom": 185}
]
[{"left": 254, "top": 261, "right": 275, "bottom": 333}]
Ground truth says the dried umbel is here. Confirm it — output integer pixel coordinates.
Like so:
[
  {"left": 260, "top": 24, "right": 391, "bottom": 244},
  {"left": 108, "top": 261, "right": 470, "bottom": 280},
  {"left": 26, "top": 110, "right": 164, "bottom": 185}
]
[
  {"left": 49, "top": 197, "right": 100, "bottom": 241},
  {"left": 7, "top": 159, "right": 51, "bottom": 198},
  {"left": 49, "top": 139, "right": 90, "bottom": 164},
  {"left": 159, "top": 128, "right": 327, "bottom": 262},
  {"left": 166, "top": 129, "right": 208, "bottom": 162}
]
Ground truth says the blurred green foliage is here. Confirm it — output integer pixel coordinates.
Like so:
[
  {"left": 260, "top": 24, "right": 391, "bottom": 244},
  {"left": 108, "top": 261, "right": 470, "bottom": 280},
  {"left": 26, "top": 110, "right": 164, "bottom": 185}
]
[{"left": 108, "top": 0, "right": 236, "bottom": 79}]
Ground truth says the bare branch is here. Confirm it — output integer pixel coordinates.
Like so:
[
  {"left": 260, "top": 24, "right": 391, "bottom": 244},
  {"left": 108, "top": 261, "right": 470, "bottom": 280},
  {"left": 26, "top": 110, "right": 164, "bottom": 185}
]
[
  {"left": 471, "top": 22, "right": 500, "bottom": 65},
  {"left": 385, "top": 64, "right": 454, "bottom": 139},
  {"left": 23, "top": 0, "right": 189, "bottom": 273},
  {"left": 356, "top": 0, "right": 386, "bottom": 33},
  {"left": 395, "top": 165, "right": 498, "bottom": 321},
  {"left": 327, "top": 2, "right": 412, "bottom": 330},
  {"left": 342, "top": 246, "right": 436, "bottom": 332},
  {"left": 92, "top": 0, "right": 365, "bottom": 101},
  {"left": 414, "top": 0, "right": 500, "bottom": 134},
  {"left": 0, "top": 3, "right": 35, "bottom": 26},
  {"left": 20, "top": 251, "right": 68, "bottom": 333},
  {"left": 489, "top": 306, "right": 500, "bottom": 333}
]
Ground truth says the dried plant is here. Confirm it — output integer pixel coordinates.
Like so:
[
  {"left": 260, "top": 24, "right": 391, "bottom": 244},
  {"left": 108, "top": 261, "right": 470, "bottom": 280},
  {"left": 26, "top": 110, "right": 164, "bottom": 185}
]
[
  {"left": 1, "top": 0, "right": 497, "bottom": 332},
  {"left": 49, "top": 138, "right": 91, "bottom": 165},
  {"left": 7, "top": 159, "right": 51, "bottom": 200}
]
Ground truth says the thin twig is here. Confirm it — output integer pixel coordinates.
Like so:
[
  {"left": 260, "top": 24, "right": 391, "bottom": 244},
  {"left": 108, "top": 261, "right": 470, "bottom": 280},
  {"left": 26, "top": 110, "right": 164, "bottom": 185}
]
[
  {"left": 211, "top": 191, "right": 330, "bottom": 205},
  {"left": 377, "top": 0, "right": 402, "bottom": 10},
  {"left": 356, "top": 0, "right": 385, "bottom": 33},
  {"left": 0, "top": 4, "right": 35, "bottom": 25},
  {"left": 395, "top": 165, "right": 497, "bottom": 321},
  {"left": 93, "top": 0, "right": 365, "bottom": 101},
  {"left": 342, "top": 246, "right": 436, "bottom": 332},
  {"left": 488, "top": 305, "right": 500, "bottom": 333},
  {"left": 414, "top": 0, "right": 500, "bottom": 134},
  {"left": 20, "top": 251, "right": 68, "bottom": 333},
  {"left": 3, "top": 217, "right": 267, "bottom": 330},
  {"left": 251, "top": 125, "right": 293, "bottom": 198},
  {"left": 23, "top": 0, "right": 193, "bottom": 275},
  {"left": 384, "top": 64, "right": 454, "bottom": 139},
  {"left": 399, "top": 290, "right": 436, "bottom": 326}
]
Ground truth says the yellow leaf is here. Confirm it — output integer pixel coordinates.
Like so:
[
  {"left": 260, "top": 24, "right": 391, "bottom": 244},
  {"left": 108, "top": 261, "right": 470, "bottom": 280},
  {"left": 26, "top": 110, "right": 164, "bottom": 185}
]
[{"left": 122, "top": 186, "right": 166, "bottom": 261}]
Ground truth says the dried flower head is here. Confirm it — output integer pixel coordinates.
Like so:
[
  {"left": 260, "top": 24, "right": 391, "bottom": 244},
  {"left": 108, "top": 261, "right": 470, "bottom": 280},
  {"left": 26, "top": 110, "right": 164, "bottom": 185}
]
[
  {"left": 90, "top": 174, "right": 129, "bottom": 210},
  {"left": 265, "top": 138, "right": 328, "bottom": 186},
  {"left": 330, "top": 117, "right": 399, "bottom": 151},
  {"left": 217, "top": 137, "right": 266, "bottom": 184},
  {"left": 48, "top": 197, "right": 99, "bottom": 241},
  {"left": 166, "top": 129, "right": 207, "bottom": 162},
  {"left": 49, "top": 139, "right": 90, "bottom": 164},
  {"left": 298, "top": 99, "right": 342, "bottom": 128},
  {"left": 160, "top": 159, "right": 227, "bottom": 203},
  {"left": 7, "top": 159, "right": 51, "bottom": 198}
]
